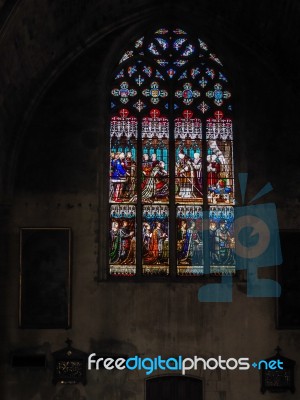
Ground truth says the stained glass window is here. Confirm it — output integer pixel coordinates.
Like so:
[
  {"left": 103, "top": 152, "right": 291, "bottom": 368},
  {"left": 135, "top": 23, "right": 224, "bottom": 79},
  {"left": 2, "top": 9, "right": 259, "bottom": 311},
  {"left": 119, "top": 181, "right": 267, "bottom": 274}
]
[{"left": 108, "top": 28, "right": 235, "bottom": 277}]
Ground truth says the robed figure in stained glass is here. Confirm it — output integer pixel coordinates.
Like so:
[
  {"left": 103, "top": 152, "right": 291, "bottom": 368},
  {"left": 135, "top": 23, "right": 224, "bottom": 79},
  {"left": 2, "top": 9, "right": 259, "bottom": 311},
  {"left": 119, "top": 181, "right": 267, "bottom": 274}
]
[
  {"left": 111, "top": 152, "right": 127, "bottom": 202},
  {"left": 142, "top": 161, "right": 169, "bottom": 202},
  {"left": 179, "top": 221, "right": 203, "bottom": 266},
  {"left": 207, "top": 154, "right": 220, "bottom": 187},
  {"left": 192, "top": 152, "right": 203, "bottom": 196},
  {"left": 123, "top": 151, "right": 136, "bottom": 199},
  {"left": 109, "top": 220, "right": 134, "bottom": 264},
  {"left": 214, "top": 220, "right": 234, "bottom": 265},
  {"left": 176, "top": 150, "right": 194, "bottom": 198},
  {"left": 144, "top": 221, "right": 167, "bottom": 264}
]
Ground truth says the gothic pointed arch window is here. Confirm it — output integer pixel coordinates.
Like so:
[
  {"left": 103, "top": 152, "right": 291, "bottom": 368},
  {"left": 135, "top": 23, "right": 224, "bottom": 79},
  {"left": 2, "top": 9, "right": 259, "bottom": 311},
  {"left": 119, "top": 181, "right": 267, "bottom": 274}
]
[{"left": 108, "top": 27, "right": 235, "bottom": 278}]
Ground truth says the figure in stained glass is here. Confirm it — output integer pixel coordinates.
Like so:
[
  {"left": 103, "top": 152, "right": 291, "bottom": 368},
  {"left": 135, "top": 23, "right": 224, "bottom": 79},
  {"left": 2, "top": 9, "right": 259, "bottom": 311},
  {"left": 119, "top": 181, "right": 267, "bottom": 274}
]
[
  {"left": 123, "top": 151, "right": 136, "bottom": 199},
  {"left": 213, "top": 220, "right": 234, "bottom": 265},
  {"left": 151, "top": 153, "right": 159, "bottom": 167},
  {"left": 180, "top": 220, "right": 203, "bottom": 265},
  {"left": 111, "top": 152, "right": 127, "bottom": 202},
  {"left": 192, "top": 152, "right": 203, "bottom": 196},
  {"left": 207, "top": 154, "right": 220, "bottom": 187},
  {"left": 142, "top": 160, "right": 168, "bottom": 202},
  {"left": 176, "top": 150, "right": 194, "bottom": 198},
  {"left": 109, "top": 220, "right": 135, "bottom": 264},
  {"left": 142, "top": 153, "right": 153, "bottom": 187},
  {"left": 176, "top": 205, "right": 203, "bottom": 275},
  {"left": 209, "top": 206, "right": 235, "bottom": 274},
  {"left": 144, "top": 221, "right": 167, "bottom": 264},
  {"left": 142, "top": 205, "right": 169, "bottom": 274},
  {"left": 142, "top": 222, "right": 152, "bottom": 254},
  {"left": 109, "top": 27, "right": 235, "bottom": 277}
]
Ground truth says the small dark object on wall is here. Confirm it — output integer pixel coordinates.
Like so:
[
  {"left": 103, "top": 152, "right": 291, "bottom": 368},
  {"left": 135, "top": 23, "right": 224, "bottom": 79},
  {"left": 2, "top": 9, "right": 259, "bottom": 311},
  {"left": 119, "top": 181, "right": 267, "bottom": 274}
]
[
  {"left": 261, "top": 347, "right": 295, "bottom": 394},
  {"left": 11, "top": 353, "right": 46, "bottom": 368},
  {"left": 52, "top": 339, "right": 88, "bottom": 385}
]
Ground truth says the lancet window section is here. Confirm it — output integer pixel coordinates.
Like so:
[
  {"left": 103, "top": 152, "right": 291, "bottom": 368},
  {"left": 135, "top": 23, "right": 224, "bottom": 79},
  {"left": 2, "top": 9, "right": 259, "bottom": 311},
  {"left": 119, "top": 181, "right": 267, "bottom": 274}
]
[{"left": 108, "top": 28, "right": 235, "bottom": 277}]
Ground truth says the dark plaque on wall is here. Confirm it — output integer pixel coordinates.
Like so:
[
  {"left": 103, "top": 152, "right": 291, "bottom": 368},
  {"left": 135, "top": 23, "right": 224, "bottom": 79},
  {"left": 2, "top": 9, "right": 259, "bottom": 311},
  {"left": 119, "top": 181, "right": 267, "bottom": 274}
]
[
  {"left": 276, "top": 230, "right": 300, "bottom": 329},
  {"left": 261, "top": 347, "right": 295, "bottom": 394},
  {"left": 52, "top": 339, "right": 87, "bottom": 385},
  {"left": 19, "top": 228, "right": 71, "bottom": 328}
]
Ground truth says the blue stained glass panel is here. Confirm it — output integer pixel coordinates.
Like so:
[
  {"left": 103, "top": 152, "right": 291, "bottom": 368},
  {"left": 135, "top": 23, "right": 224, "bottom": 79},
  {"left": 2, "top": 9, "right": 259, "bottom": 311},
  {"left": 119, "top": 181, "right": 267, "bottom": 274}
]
[
  {"left": 173, "top": 38, "right": 186, "bottom": 50},
  {"left": 176, "top": 205, "right": 203, "bottom": 276},
  {"left": 156, "top": 37, "right": 169, "bottom": 50},
  {"left": 148, "top": 42, "right": 160, "bottom": 55},
  {"left": 209, "top": 206, "right": 235, "bottom": 275}
]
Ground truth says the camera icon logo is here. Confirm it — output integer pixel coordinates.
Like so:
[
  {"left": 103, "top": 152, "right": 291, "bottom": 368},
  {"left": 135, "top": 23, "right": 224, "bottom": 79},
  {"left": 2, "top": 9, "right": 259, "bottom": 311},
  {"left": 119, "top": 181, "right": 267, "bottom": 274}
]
[{"left": 198, "top": 173, "right": 282, "bottom": 302}]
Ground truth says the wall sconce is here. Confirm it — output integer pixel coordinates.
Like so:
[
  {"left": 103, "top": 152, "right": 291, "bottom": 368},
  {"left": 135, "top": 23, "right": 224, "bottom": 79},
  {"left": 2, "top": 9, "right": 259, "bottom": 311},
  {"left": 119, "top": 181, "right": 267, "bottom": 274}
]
[
  {"left": 261, "top": 346, "right": 295, "bottom": 394},
  {"left": 52, "top": 338, "right": 87, "bottom": 385}
]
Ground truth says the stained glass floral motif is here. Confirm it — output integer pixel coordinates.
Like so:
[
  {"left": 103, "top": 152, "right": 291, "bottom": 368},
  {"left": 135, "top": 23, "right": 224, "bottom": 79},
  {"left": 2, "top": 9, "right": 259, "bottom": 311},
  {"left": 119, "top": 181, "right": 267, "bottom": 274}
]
[
  {"left": 206, "top": 68, "right": 215, "bottom": 79},
  {"left": 155, "top": 59, "right": 168, "bottom": 66},
  {"left": 173, "top": 38, "right": 186, "bottom": 50},
  {"left": 173, "top": 28, "right": 187, "bottom": 35},
  {"left": 156, "top": 37, "right": 168, "bottom": 50},
  {"left": 135, "top": 37, "right": 144, "bottom": 48},
  {"left": 198, "top": 101, "right": 209, "bottom": 114},
  {"left": 219, "top": 72, "right": 228, "bottom": 82},
  {"left": 135, "top": 75, "right": 144, "bottom": 86},
  {"left": 178, "top": 70, "right": 188, "bottom": 80},
  {"left": 128, "top": 66, "right": 137, "bottom": 77},
  {"left": 155, "top": 70, "right": 165, "bottom": 80},
  {"left": 198, "top": 39, "right": 208, "bottom": 51},
  {"left": 133, "top": 99, "right": 146, "bottom": 112},
  {"left": 174, "top": 60, "right": 188, "bottom": 67},
  {"left": 148, "top": 42, "right": 160, "bottom": 55},
  {"left": 177, "top": 205, "right": 203, "bottom": 275},
  {"left": 142, "top": 204, "right": 169, "bottom": 275},
  {"left": 191, "top": 68, "right": 200, "bottom": 79},
  {"left": 109, "top": 204, "right": 136, "bottom": 276},
  {"left": 155, "top": 28, "right": 168, "bottom": 34},
  {"left": 111, "top": 82, "right": 137, "bottom": 104},
  {"left": 175, "top": 83, "right": 200, "bottom": 105},
  {"left": 209, "top": 206, "right": 235, "bottom": 275},
  {"left": 206, "top": 83, "right": 231, "bottom": 106},
  {"left": 115, "top": 69, "right": 124, "bottom": 79},
  {"left": 119, "top": 50, "right": 133, "bottom": 64},
  {"left": 209, "top": 53, "right": 223, "bottom": 65},
  {"left": 142, "top": 82, "right": 168, "bottom": 104},
  {"left": 199, "top": 77, "right": 208, "bottom": 87},
  {"left": 182, "top": 44, "right": 195, "bottom": 56},
  {"left": 167, "top": 69, "right": 176, "bottom": 78},
  {"left": 143, "top": 66, "right": 153, "bottom": 77}
]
